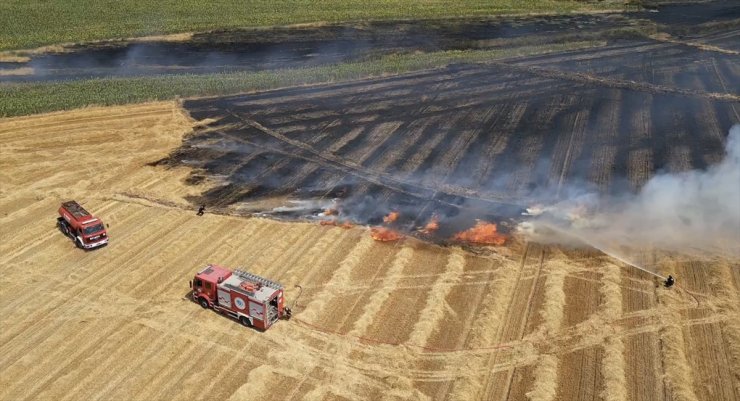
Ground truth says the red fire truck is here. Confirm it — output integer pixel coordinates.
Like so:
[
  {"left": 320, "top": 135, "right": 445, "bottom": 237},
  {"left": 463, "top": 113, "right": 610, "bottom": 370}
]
[
  {"left": 190, "top": 265, "right": 292, "bottom": 330},
  {"left": 57, "top": 201, "right": 109, "bottom": 249}
]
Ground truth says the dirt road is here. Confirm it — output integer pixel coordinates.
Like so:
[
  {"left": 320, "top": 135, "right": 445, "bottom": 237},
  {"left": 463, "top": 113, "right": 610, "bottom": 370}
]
[{"left": 1, "top": 103, "right": 738, "bottom": 400}]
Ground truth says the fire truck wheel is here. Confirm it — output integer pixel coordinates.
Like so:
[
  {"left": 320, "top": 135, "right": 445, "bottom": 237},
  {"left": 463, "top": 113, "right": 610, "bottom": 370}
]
[
  {"left": 198, "top": 297, "right": 209, "bottom": 309},
  {"left": 75, "top": 238, "right": 83, "bottom": 249},
  {"left": 239, "top": 316, "right": 251, "bottom": 327}
]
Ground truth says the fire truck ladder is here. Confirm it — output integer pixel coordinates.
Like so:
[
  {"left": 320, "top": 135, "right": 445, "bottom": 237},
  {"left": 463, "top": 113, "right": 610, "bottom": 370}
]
[{"left": 233, "top": 269, "right": 284, "bottom": 290}]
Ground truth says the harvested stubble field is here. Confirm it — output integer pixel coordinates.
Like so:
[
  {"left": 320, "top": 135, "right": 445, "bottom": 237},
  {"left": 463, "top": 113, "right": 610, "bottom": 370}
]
[{"left": 0, "top": 99, "right": 738, "bottom": 401}]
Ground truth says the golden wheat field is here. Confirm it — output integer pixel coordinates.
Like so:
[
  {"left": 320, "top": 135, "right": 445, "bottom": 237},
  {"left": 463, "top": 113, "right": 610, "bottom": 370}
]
[{"left": 0, "top": 102, "right": 738, "bottom": 401}]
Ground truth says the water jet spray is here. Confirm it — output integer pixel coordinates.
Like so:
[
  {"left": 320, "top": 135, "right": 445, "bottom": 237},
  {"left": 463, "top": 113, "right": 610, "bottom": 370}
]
[{"left": 527, "top": 221, "right": 669, "bottom": 281}]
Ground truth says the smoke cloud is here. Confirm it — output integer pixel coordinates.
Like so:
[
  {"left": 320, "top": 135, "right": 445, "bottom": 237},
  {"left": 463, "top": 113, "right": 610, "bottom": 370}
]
[{"left": 521, "top": 124, "right": 740, "bottom": 261}]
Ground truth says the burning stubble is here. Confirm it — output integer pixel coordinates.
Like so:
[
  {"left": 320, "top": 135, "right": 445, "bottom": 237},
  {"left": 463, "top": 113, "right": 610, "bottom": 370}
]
[
  {"left": 520, "top": 125, "right": 740, "bottom": 273},
  {"left": 160, "top": 28, "right": 737, "bottom": 250}
]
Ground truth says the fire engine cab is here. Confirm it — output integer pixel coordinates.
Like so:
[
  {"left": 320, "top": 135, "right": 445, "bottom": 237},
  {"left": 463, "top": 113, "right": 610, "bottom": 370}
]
[
  {"left": 190, "top": 264, "right": 291, "bottom": 330},
  {"left": 57, "top": 200, "right": 108, "bottom": 249}
]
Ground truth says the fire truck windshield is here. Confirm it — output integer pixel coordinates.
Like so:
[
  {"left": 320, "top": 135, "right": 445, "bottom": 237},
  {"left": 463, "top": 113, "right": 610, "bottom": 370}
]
[{"left": 83, "top": 224, "right": 105, "bottom": 235}]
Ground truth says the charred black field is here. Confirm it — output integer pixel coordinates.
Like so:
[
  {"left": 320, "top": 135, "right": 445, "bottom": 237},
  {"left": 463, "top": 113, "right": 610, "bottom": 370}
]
[
  {"left": 3, "top": 1, "right": 739, "bottom": 82},
  {"left": 3, "top": 14, "right": 642, "bottom": 81},
  {"left": 154, "top": 11, "right": 739, "bottom": 241}
]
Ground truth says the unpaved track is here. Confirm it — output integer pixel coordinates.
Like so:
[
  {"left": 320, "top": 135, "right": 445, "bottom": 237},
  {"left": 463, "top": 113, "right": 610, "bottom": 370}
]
[{"left": 1, "top": 103, "right": 738, "bottom": 400}]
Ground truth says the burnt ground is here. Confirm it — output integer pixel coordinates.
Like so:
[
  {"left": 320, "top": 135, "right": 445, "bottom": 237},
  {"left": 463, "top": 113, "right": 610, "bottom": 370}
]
[
  {"left": 154, "top": 25, "right": 739, "bottom": 240},
  {"left": 3, "top": 15, "right": 637, "bottom": 81},
  {"left": 2, "top": 0, "right": 738, "bottom": 82}
]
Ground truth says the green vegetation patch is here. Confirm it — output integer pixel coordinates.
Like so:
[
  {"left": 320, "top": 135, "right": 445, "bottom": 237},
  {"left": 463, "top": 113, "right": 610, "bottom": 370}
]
[
  {"left": 0, "top": 0, "right": 622, "bottom": 51},
  {"left": 0, "top": 41, "right": 604, "bottom": 117}
]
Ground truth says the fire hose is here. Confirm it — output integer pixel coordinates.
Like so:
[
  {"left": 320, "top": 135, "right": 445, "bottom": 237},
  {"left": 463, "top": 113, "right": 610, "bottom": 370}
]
[
  {"left": 291, "top": 317, "right": 515, "bottom": 353},
  {"left": 284, "top": 284, "right": 303, "bottom": 319}
]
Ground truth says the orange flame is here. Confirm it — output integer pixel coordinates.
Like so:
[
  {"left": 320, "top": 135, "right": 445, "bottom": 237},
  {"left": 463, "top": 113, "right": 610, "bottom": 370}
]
[
  {"left": 383, "top": 211, "right": 400, "bottom": 224},
  {"left": 370, "top": 227, "right": 403, "bottom": 242},
  {"left": 453, "top": 221, "right": 507, "bottom": 245},
  {"left": 320, "top": 219, "right": 354, "bottom": 229},
  {"left": 418, "top": 215, "right": 440, "bottom": 235},
  {"left": 323, "top": 208, "right": 337, "bottom": 216}
]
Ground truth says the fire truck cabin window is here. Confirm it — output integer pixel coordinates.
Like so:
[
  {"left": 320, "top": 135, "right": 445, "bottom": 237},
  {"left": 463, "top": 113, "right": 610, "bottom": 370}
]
[{"left": 83, "top": 224, "right": 104, "bottom": 235}]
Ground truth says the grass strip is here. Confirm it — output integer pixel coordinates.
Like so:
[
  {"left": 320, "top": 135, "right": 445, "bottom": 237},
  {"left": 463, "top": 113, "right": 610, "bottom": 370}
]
[
  {"left": 0, "top": 0, "right": 622, "bottom": 51},
  {"left": 0, "top": 41, "right": 603, "bottom": 118}
]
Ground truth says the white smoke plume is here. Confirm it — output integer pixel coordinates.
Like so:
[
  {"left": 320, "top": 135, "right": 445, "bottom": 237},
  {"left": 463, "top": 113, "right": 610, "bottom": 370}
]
[{"left": 521, "top": 124, "right": 740, "bottom": 261}]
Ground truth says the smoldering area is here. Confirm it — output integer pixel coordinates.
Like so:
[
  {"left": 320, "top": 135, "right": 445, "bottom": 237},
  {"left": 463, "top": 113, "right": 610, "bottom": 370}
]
[
  {"left": 2, "top": 1, "right": 738, "bottom": 82},
  {"left": 155, "top": 49, "right": 738, "bottom": 245}
]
